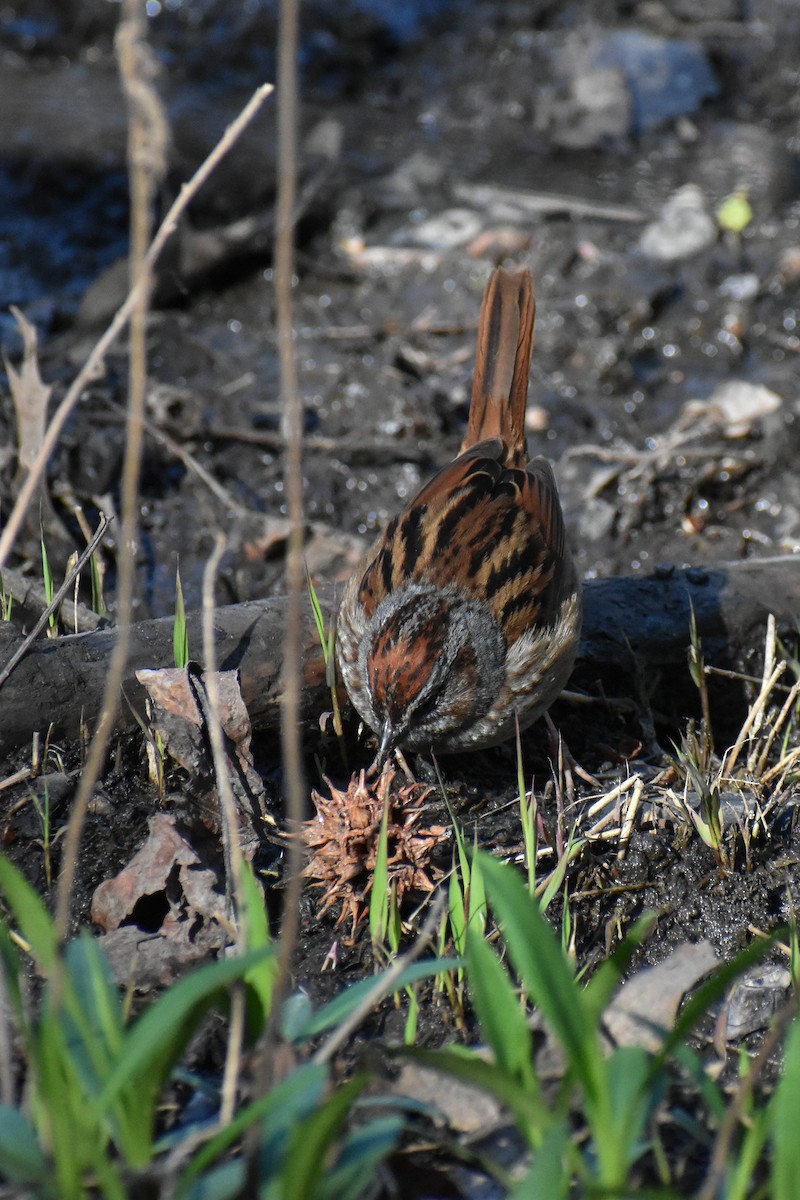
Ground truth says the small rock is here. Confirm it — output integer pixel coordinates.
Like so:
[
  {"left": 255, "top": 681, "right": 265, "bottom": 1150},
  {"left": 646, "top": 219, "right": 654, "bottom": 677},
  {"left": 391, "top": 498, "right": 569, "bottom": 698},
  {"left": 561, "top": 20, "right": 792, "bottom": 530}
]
[
  {"left": 717, "top": 273, "right": 760, "bottom": 300},
  {"left": 639, "top": 184, "right": 716, "bottom": 262},
  {"left": 707, "top": 379, "right": 782, "bottom": 436},
  {"left": 722, "top": 964, "right": 791, "bottom": 1041},
  {"left": 395, "top": 208, "right": 483, "bottom": 250}
]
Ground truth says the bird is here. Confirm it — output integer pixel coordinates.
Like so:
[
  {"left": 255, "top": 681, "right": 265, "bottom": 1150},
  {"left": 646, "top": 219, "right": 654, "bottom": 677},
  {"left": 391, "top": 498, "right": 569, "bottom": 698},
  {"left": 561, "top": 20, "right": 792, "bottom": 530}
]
[{"left": 336, "top": 266, "right": 582, "bottom": 772}]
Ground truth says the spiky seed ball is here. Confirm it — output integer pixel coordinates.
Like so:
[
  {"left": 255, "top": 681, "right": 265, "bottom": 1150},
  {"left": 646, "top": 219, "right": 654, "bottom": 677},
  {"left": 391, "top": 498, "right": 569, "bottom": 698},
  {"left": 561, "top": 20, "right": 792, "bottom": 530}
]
[{"left": 303, "top": 766, "right": 446, "bottom": 937}]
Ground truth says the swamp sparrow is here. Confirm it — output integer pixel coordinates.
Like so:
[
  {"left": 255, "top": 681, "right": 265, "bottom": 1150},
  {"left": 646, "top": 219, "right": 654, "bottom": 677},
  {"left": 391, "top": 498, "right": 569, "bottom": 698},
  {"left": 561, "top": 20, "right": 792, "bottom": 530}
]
[{"left": 336, "top": 267, "right": 582, "bottom": 770}]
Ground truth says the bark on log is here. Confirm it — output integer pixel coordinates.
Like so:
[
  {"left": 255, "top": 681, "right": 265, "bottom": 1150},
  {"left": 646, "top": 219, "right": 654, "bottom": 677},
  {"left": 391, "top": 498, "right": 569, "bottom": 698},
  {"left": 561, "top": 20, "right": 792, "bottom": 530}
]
[{"left": 0, "top": 558, "right": 799, "bottom": 756}]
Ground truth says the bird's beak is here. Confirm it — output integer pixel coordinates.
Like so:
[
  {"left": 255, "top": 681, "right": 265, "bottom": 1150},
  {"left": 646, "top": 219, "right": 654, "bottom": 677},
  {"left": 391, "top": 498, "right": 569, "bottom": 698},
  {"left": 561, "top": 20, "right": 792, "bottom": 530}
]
[{"left": 373, "top": 717, "right": 396, "bottom": 773}]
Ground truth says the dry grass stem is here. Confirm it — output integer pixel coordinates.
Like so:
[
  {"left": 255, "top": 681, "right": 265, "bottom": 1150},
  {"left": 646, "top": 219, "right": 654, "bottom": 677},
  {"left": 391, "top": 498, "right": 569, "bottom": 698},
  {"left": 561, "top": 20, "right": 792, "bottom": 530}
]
[
  {"left": 616, "top": 775, "right": 644, "bottom": 860},
  {"left": 200, "top": 531, "right": 247, "bottom": 934},
  {"left": 0, "top": 514, "right": 110, "bottom": 691}
]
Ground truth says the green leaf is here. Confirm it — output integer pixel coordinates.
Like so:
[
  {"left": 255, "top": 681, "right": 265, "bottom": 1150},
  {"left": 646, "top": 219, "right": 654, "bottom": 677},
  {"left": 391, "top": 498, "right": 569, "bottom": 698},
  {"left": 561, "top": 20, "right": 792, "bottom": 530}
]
[
  {"left": 772, "top": 1015, "right": 800, "bottom": 1200},
  {"left": 95, "top": 946, "right": 273, "bottom": 1162},
  {"left": 537, "top": 834, "right": 584, "bottom": 915},
  {"left": 289, "top": 957, "right": 460, "bottom": 1042},
  {"left": 282, "top": 1076, "right": 368, "bottom": 1199},
  {"left": 0, "top": 854, "right": 59, "bottom": 972},
  {"left": 0, "top": 1104, "right": 48, "bottom": 1185},
  {"left": 510, "top": 1120, "right": 571, "bottom": 1200},
  {"left": 477, "top": 852, "right": 604, "bottom": 1106},
  {"left": 239, "top": 862, "right": 277, "bottom": 1032},
  {"left": 306, "top": 567, "right": 329, "bottom": 665},
  {"left": 177, "top": 1063, "right": 327, "bottom": 1198},
  {"left": 716, "top": 189, "right": 752, "bottom": 234},
  {"left": 173, "top": 563, "right": 189, "bottom": 668},
  {"left": 467, "top": 830, "right": 486, "bottom": 932},
  {"left": 320, "top": 1115, "right": 403, "bottom": 1200},
  {"left": 183, "top": 1159, "right": 244, "bottom": 1200},
  {"left": 604, "top": 1046, "right": 652, "bottom": 1175},
  {"left": 465, "top": 927, "right": 536, "bottom": 1098},
  {"left": 448, "top": 853, "right": 467, "bottom": 956},
  {"left": 369, "top": 794, "right": 390, "bottom": 946}
]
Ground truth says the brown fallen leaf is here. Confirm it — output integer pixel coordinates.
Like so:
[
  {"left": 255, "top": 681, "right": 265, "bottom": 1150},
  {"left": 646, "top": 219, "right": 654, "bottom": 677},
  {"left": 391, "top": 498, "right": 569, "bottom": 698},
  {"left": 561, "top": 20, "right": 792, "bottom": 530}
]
[
  {"left": 91, "top": 812, "right": 228, "bottom": 988},
  {"left": 136, "top": 664, "right": 270, "bottom": 843},
  {"left": 602, "top": 940, "right": 719, "bottom": 1053},
  {"left": 91, "top": 812, "right": 223, "bottom": 932},
  {"left": 5, "top": 307, "right": 52, "bottom": 487}
]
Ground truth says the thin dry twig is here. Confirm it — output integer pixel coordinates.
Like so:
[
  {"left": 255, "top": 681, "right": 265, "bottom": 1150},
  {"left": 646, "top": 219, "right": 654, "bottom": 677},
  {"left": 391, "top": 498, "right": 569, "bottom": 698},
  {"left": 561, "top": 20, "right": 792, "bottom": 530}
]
[
  {"left": 269, "top": 0, "right": 304, "bottom": 1026},
  {"left": 245, "top": 0, "right": 304, "bottom": 1169},
  {"left": 198, "top": 533, "right": 247, "bottom": 929},
  {"left": 0, "top": 82, "right": 273, "bottom": 572},
  {"left": 199, "top": 533, "right": 247, "bottom": 1129}
]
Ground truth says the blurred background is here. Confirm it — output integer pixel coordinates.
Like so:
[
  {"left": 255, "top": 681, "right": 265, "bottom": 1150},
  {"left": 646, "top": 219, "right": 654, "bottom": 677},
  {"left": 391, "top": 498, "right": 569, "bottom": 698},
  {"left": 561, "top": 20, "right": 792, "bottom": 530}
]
[{"left": 1, "top": 0, "right": 799, "bottom": 617}]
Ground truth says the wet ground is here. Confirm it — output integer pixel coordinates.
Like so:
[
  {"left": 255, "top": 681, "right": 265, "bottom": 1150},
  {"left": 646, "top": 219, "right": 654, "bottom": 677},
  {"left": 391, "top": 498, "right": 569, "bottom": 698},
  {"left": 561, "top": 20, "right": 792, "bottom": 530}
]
[{"left": 2, "top": 1, "right": 800, "bottom": 1193}]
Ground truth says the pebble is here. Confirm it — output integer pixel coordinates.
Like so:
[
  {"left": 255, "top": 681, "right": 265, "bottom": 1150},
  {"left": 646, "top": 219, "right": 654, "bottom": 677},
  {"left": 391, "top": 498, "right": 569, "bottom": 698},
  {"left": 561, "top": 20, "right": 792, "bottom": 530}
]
[{"left": 639, "top": 184, "right": 716, "bottom": 262}]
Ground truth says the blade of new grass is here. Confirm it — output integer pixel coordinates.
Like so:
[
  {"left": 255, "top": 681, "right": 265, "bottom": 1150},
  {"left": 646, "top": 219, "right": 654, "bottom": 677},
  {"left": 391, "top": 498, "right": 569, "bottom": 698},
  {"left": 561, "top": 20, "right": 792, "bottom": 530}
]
[{"left": 174, "top": 562, "right": 189, "bottom": 668}]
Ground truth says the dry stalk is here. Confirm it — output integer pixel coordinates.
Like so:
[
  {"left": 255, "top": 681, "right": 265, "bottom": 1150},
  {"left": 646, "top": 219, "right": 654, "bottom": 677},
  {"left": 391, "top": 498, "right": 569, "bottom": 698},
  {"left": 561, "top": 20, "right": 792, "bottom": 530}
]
[
  {"left": 198, "top": 532, "right": 247, "bottom": 934},
  {"left": 245, "top": 0, "right": 304, "bottom": 1175},
  {"left": 55, "top": 0, "right": 164, "bottom": 939}
]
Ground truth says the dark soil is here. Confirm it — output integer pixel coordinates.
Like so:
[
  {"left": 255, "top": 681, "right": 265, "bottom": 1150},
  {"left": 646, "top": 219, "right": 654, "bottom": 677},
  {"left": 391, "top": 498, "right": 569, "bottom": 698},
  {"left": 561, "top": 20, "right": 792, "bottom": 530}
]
[{"left": 2, "top": 1, "right": 800, "bottom": 1193}]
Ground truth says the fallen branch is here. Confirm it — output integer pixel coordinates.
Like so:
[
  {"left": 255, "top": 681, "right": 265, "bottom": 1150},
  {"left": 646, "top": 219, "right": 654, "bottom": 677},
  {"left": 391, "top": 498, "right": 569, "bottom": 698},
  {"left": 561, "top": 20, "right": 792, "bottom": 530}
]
[{"left": 1, "top": 558, "right": 799, "bottom": 756}]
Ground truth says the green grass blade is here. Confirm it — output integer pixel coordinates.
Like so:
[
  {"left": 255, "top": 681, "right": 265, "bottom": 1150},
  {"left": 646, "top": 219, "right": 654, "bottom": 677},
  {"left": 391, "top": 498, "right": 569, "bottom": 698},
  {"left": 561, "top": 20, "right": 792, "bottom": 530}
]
[
  {"left": 477, "top": 852, "right": 604, "bottom": 1107},
  {"left": 537, "top": 834, "right": 584, "bottom": 915},
  {"left": 174, "top": 563, "right": 189, "bottom": 668},
  {"left": 467, "top": 828, "right": 487, "bottom": 932},
  {"left": 176, "top": 1063, "right": 327, "bottom": 1198},
  {"left": 448, "top": 852, "right": 467, "bottom": 957},
  {"left": 369, "top": 795, "right": 390, "bottom": 947},
  {"left": 0, "top": 1104, "right": 48, "bottom": 1186},
  {"left": 281, "top": 1076, "right": 368, "bottom": 1199},
  {"left": 771, "top": 1013, "right": 800, "bottom": 1200},
  {"left": 465, "top": 927, "right": 537, "bottom": 1097},
  {"left": 239, "top": 861, "right": 277, "bottom": 1033},
  {"left": 320, "top": 1114, "right": 404, "bottom": 1200},
  {"left": 95, "top": 946, "right": 273, "bottom": 1155},
  {"left": 0, "top": 854, "right": 59, "bottom": 972},
  {"left": 289, "top": 957, "right": 460, "bottom": 1042},
  {"left": 509, "top": 1120, "right": 572, "bottom": 1200},
  {"left": 306, "top": 567, "right": 329, "bottom": 665}
]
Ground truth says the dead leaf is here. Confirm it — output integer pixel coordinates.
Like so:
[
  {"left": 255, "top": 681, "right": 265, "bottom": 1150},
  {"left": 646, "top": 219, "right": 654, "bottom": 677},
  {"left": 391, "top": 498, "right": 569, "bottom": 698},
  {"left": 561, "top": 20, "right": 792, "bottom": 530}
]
[
  {"left": 91, "top": 812, "right": 222, "bottom": 931},
  {"left": 136, "top": 665, "right": 268, "bottom": 841},
  {"left": 91, "top": 812, "right": 229, "bottom": 988},
  {"left": 602, "top": 940, "right": 719, "bottom": 1052},
  {"left": 5, "top": 307, "right": 52, "bottom": 486}
]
